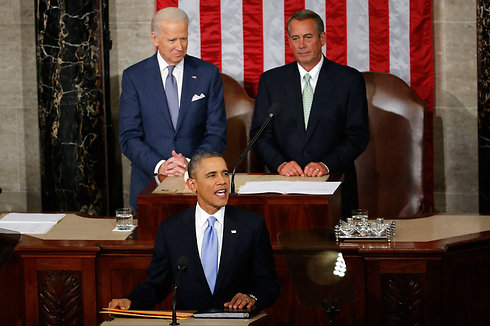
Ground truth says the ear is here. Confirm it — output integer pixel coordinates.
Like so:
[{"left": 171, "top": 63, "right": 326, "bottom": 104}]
[
  {"left": 151, "top": 32, "right": 158, "bottom": 47},
  {"left": 186, "top": 178, "right": 197, "bottom": 193},
  {"left": 320, "top": 31, "right": 326, "bottom": 46}
]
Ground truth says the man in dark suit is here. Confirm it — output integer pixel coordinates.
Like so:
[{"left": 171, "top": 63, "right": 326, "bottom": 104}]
[
  {"left": 119, "top": 7, "right": 226, "bottom": 208},
  {"left": 108, "top": 152, "right": 280, "bottom": 311},
  {"left": 250, "top": 9, "right": 369, "bottom": 217}
]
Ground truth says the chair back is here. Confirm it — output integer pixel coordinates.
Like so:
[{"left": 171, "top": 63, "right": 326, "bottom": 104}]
[
  {"left": 355, "top": 72, "right": 432, "bottom": 218},
  {"left": 221, "top": 74, "right": 264, "bottom": 172}
]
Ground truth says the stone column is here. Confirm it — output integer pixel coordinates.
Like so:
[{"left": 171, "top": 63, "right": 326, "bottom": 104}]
[
  {"left": 35, "top": 0, "right": 113, "bottom": 215},
  {"left": 478, "top": 0, "right": 490, "bottom": 213}
]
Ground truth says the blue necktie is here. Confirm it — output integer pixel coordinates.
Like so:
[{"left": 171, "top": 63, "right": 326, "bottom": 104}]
[
  {"left": 202, "top": 216, "right": 218, "bottom": 293},
  {"left": 165, "top": 65, "right": 179, "bottom": 129}
]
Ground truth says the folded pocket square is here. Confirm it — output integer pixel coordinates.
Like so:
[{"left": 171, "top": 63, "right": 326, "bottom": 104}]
[{"left": 191, "top": 93, "right": 206, "bottom": 102}]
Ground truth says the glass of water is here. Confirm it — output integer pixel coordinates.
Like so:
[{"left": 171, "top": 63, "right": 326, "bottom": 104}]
[{"left": 116, "top": 208, "right": 133, "bottom": 230}]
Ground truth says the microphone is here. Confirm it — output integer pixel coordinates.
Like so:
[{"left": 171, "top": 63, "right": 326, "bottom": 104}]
[
  {"left": 170, "top": 256, "right": 189, "bottom": 326},
  {"left": 230, "top": 103, "right": 281, "bottom": 194}
]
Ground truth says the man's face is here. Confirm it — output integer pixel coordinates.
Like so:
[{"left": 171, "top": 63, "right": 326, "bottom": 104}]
[
  {"left": 187, "top": 157, "right": 230, "bottom": 215},
  {"left": 288, "top": 18, "right": 326, "bottom": 71},
  {"left": 152, "top": 19, "right": 188, "bottom": 65}
]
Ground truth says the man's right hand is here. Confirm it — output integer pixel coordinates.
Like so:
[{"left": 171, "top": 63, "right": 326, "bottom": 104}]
[
  {"left": 158, "top": 150, "right": 188, "bottom": 176},
  {"left": 108, "top": 298, "right": 131, "bottom": 310},
  {"left": 278, "top": 161, "right": 304, "bottom": 176}
]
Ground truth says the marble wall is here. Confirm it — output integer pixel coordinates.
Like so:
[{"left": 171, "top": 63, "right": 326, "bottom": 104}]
[
  {"left": 0, "top": 0, "right": 480, "bottom": 214},
  {"left": 0, "top": 0, "right": 40, "bottom": 211},
  {"left": 433, "top": 0, "right": 479, "bottom": 212}
]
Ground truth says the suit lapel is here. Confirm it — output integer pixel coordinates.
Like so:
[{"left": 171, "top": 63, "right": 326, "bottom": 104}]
[
  {"left": 286, "top": 64, "right": 307, "bottom": 139},
  {"left": 145, "top": 53, "right": 175, "bottom": 132},
  {"left": 176, "top": 56, "right": 198, "bottom": 133},
  {"left": 305, "top": 58, "right": 335, "bottom": 142},
  {"left": 213, "top": 206, "right": 239, "bottom": 295},
  {"left": 182, "top": 206, "right": 210, "bottom": 292}
]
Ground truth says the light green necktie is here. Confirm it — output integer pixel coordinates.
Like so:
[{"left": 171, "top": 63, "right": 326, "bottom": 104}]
[{"left": 302, "top": 73, "right": 313, "bottom": 129}]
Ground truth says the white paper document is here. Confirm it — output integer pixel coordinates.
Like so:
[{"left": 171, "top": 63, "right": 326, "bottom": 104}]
[
  {"left": 238, "top": 181, "right": 341, "bottom": 195},
  {"left": 0, "top": 213, "right": 65, "bottom": 234}
]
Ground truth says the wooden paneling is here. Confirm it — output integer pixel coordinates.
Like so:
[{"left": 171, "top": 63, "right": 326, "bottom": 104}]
[{"left": 1, "top": 226, "right": 490, "bottom": 325}]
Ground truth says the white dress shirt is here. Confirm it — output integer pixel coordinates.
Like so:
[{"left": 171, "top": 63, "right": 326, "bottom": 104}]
[
  {"left": 157, "top": 51, "right": 184, "bottom": 106},
  {"left": 297, "top": 55, "right": 324, "bottom": 94},
  {"left": 195, "top": 203, "right": 225, "bottom": 269}
]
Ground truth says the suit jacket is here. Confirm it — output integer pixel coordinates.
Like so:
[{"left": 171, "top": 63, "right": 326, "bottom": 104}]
[
  {"left": 119, "top": 54, "right": 227, "bottom": 207},
  {"left": 126, "top": 205, "right": 280, "bottom": 311},
  {"left": 250, "top": 58, "right": 369, "bottom": 217}
]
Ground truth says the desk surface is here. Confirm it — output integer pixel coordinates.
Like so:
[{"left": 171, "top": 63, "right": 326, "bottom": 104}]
[
  {"left": 394, "top": 214, "right": 490, "bottom": 242},
  {"left": 153, "top": 173, "right": 330, "bottom": 194},
  {"left": 2, "top": 212, "right": 489, "bottom": 244},
  {"left": 0, "top": 213, "right": 134, "bottom": 241},
  {"left": 100, "top": 313, "right": 268, "bottom": 325}
]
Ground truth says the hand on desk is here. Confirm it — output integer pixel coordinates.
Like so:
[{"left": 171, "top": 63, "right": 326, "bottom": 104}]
[
  {"left": 108, "top": 298, "right": 131, "bottom": 310},
  {"left": 278, "top": 161, "right": 329, "bottom": 177},
  {"left": 159, "top": 150, "right": 188, "bottom": 176},
  {"left": 278, "top": 161, "right": 304, "bottom": 176},
  {"left": 224, "top": 292, "right": 256, "bottom": 310},
  {"left": 304, "top": 162, "right": 329, "bottom": 177}
]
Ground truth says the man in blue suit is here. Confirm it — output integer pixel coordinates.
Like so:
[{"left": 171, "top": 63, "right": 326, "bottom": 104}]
[
  {"left": 119, "top": 7, "right": 227, "bottom": 208},
  {"left": 108, "top": 152, "right": 280, "bottom": 311},
  {"left": 250, "top": 10, "right": 369, "bottom": 218}
]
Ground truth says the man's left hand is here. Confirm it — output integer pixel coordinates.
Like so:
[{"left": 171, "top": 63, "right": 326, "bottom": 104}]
[
  {"left": 304, "top": 162, "right": 329, "bottom": 177},
  {"left": 224, "top": 293, "right": 255, "bottom": 310},
  {"left": 162, "top": 150, "right": 188, "bottom": 176}
]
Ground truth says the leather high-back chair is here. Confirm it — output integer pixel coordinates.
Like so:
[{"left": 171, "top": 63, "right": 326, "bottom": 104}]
[
  {"left": 221, "top": 74, "right": 264, "bottom": 172},
  {"left": 355, "top": 72, "right": 432, "bottom": 218}
]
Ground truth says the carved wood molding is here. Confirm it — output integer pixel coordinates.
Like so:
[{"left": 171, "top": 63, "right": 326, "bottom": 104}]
[
  {"left": 38, "top": 271, "right": 83, "bottom": 326},
  {"left": 381, "top": 274, "right": 423, "bottom": 326}
]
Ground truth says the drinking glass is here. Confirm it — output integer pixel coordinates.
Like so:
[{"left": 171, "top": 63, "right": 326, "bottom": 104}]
[{"left": 116, "top": 208, "right": 133, "bottom": 230}]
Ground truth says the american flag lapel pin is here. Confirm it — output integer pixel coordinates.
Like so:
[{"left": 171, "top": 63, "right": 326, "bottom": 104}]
[{"left": 192, "top": 75, "right": 197, "bottom": 79}]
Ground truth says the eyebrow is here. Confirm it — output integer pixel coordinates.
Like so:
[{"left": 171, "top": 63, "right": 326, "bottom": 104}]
[{"left": 204, "top": 169, "right": 229, "bottom": 176}]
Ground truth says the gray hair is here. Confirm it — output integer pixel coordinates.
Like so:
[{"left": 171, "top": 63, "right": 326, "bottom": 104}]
[
  {"left": 287, "top": 9, "right": 324, "bottom": 37},
  {"left": 188, "top": 152, "right": 224, "bottom": 179},
  {"left": 151, "top": 7, "right": 189, "bottom": 36}
]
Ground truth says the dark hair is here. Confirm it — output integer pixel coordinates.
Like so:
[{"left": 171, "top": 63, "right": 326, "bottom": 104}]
[
  {"left": 286, "top": 9, "right": 324, "bottom": 37},
  {"left": 188, "top": 152, "right": 223, "bottom": 179}
]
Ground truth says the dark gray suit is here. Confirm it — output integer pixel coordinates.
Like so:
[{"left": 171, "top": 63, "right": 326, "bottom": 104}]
[
  {"left": 126, "top": 205, "right": 280, "bottom": 311},
  {"left": 250, "top": 58, "right": 370, "bottom": 217}
]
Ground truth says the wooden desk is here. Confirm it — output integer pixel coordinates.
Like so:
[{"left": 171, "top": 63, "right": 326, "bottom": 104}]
[
  {"left": 100, "top": 313, "right": 269, "bottom": 325},
  {"left": 136, "top": 174, "right": 342, "bottom": 242},
  {"left": 1, "top": 214, "right": 489, "bottom": 326}
]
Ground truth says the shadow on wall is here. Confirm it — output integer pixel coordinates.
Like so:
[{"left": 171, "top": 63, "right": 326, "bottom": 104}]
[
  {"left": 433, "top": 114, "right": 445, "bottom": 212},
  {"left": 433, "top": 89, "right": 479, "bottom": 213}
]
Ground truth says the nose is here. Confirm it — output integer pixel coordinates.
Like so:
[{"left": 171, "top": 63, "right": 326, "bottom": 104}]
[
  {"left": 299, "top": 38, "right": 306, "bottom": 48},
  {"left": 217, "top": 173, "right": 228, "bottom": 185}
]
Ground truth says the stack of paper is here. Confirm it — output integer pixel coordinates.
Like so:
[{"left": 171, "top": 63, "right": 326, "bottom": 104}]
[
  {"left": 100, "top": 308, "right": 193, "bottom": 319},
  {"left": 0, "top": 213, "right": 65, "bottom": 234},
  {"left": 238, "top": 181, "right": 341, "bottom": 195}
]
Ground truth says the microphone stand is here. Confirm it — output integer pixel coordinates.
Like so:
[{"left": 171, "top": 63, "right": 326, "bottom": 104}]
[
  {"left": 170, "top": 263, "right": 187, "bottom": 326},
  {"left": 231, "top": 112, "right": 274, "bottom": 195}
]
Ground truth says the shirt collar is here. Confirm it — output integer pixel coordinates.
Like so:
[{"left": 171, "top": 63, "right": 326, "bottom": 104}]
[
  {"left": 297, "top": 55, "right": 324, "bottom": 81},
  {"left": 156, "top": 51, "right": 185, "bottom": 72},
  {"left": 195, "top": 202, "right": 225, "bottom": 227}
]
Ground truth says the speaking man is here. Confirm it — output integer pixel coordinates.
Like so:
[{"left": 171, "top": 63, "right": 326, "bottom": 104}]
[
  {"left": 250, "top": 9, "right": 370, "bottom": 217},
  {"left": 108, "top": 152, "right": 280, "bottom": 311},
  {"left": 119, "top": 7, "right": 227, "bottom": 208}
]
